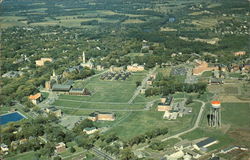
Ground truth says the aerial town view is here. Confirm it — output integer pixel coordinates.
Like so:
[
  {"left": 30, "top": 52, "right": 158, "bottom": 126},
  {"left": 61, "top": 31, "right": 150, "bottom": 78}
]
[{"left": 0, "top": 0, "right": 249, "bottom": 160}]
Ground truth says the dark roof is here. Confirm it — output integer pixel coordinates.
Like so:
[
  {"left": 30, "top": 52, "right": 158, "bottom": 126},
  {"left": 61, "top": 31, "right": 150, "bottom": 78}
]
[
  {"left": 47, "top": 106, "right": 59, "bottom": 111},
  {"left": 209, "top": 157, "right": 220, "bottom": 160},
  {"left": 69, "top": 88, "right": 85, "bottom": 93},
  {"left": 84, "top": 127, "right": 97, "bottom": 131},
  {"left": 89, "top": 111, "right": 114, "bottom": 117},
  {"left": 196, "top": 137, "right": 217, "bottom": 148},
  {"left": 165, "top": 96, "right": 173, "bottom": 105},
  {"left": 52, "top": 84, "right": 72, "bottom": 91}
]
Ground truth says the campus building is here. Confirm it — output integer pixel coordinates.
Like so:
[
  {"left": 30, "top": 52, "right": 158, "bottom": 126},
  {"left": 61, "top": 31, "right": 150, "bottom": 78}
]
[
  {"left": 157, "top": 96, "right": 173, "bottom": 111},
  {"left": 52, "top": 84, "right": 72, "bottom": 93},
  {"left": 88, "top": 111, "right": 115, "bottom": 121},
  {"left": 45, "top": 106, "right": 62, "bottom": 117},
  {"left": 69, "top": 88, "right": 90, "bottom": 96},
  {"left": 28, "top": 93, "right": 43, "bottom": 105},
  {"left": 193, "top": 137, "right": 218, "bottom": 151},
  {"left": 127, "top": 64, "right": 144, "bottom": 72}
]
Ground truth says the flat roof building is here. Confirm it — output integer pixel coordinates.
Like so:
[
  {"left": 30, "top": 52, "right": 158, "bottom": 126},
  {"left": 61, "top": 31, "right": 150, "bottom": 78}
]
[
  {"left": 193, "top": 137, "right": 218, "bottom": 150},
  {"left": 88, "top": 111, "right": 115, "bottom": 121},
  {"left": 69, "top": 88, "right": 89, "bottom": 96},
  {"left": 52, "top": 84, "right": 72, "bottom": 93}
]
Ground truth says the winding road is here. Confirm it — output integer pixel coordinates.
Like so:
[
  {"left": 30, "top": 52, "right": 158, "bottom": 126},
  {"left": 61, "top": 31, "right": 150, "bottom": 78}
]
[{"left": 161, "top": 99, "right": 205, "bottom": 141}]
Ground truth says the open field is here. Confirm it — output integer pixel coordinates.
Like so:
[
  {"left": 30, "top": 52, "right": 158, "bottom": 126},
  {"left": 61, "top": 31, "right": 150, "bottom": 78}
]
[
  {"left": 53, "top": 72, "right": 148, "bottom": 110},
  {"left": 106, "top": 101, "right": 202, "bottom": 140},
  {"left": 185, "top": 102, "right": 250, "bottom": 152},
  {"left": 207, "top": 83, "right": 250, "bottom": 102}
]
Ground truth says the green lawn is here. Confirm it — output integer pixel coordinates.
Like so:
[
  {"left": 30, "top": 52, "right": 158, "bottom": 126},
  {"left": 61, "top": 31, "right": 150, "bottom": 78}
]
[
  {"left": 106, "top": 101, "right": 202, "bottom": 141},
  {"left": 221, "top": 102, "right": 250, "bottom": 129},
  {"left": 53, "top": 72, "right": 147, "bottom": 110},
  {"left": 180, "top": 128, "right": 234, "bottom": 151},
  {"left": 201, "top": 71, "right": 212, "bottom": 77}
]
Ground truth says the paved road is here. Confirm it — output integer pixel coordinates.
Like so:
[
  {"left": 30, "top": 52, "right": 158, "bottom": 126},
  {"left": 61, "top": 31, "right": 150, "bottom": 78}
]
[
  {"left": 55, "top": 105, "right": 147, "bottom": 112},
  {"left": 58, "top": 98, "right": 145, "bottom": 105},
  {"left": 128, "top": 67, "right": 157, "bottom": 104},
  {"left": 161, "top": 99, "right": 205, "bottom": 141},
  {"left": 91, "top": 147, "right": 114, "bottom": 160},
  {"left": 137, "top": 99, "right": 206, "bottom": 151}
]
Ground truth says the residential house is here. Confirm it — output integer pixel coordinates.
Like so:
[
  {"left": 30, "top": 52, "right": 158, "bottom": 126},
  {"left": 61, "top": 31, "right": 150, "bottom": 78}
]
[
  {"left": 28, "top": 93, "right": 43, "bottom": 105},
  {"left": 233, "top": 51, "right": 246, "bottom": 56},
  {"left": 2, "top": 71, "right": 23, "bottom": 78},
  {"left": 0, "top": 144, "right": 9, "bottom": 152},
  {"left": 55, "top": 142, "right": 66, "bottom": 153},
  {"left": 83, "top": 127, "right": 98, "bottom": 134}
]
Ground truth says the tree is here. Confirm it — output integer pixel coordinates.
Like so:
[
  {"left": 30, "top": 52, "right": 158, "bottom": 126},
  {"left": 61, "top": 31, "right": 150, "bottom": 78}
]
[
  {"left": 120, "top": 148, "right": 136, "bottom": 160},
  {"left": 53, "top": 156, "right": 62, "bottom": 160},
  {"left": 69, "top": 146, "right": 76, "bottom": 153},
  {"left": 136, "top": 81, "right": 141, "bottom": 87},
  {"left": 185, "top": 96, "right": 193, "bottom": 105}
]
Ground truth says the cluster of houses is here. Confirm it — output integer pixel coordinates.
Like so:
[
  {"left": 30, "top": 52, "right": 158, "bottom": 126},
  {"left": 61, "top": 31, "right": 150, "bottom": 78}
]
[
  {"left": 1, "top": 71, "right": 24, "bottom": 78},
  {"left": 164, "top": 137, "right": 219, "bottom": 160},
  {"left": 100, "top": 71, "right": 131, "bottom": 81}
]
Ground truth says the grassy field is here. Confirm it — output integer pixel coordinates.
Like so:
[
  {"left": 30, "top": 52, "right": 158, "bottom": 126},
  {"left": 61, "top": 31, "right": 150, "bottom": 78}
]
[
  {"left": 123, "top": 19, "right": 145, "bottom": 24},
  {"left": 106, "top": 101, "right": 202, "bottom": 140},
  {"left": 182, "top": 102, "right": 250, "bottom": 152},
  {"left": 180, "top": 128, "right": 234, "bottom": 151},
  {"left": 53, "top": 71, "right": 147, "bottom": 110}
]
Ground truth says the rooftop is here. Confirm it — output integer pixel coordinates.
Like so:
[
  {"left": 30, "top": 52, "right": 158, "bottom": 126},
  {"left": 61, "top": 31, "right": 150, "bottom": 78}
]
[
  {"left": 196, "top": 137, "right": 217, "bottom": 148},
  {"left": 47, "top": 106, "right": 59, "bottom": 112},
  {"left": 28, "top": 93, "right": 42, "bottom": 100},
  {"left": 52, "top": 84, "right": 72, "bottom": 91},
  {"left": 84, "top": 127, "right": 97, "bottom": 131}
]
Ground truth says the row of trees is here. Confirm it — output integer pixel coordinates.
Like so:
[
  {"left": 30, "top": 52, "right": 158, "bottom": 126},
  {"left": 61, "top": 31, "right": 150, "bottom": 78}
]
[
  {"left": 145, "top": 82, "right": 207, "bottom": 97},
  {"left": 126, "top": 127, "right": 168, "bottom": 147}
]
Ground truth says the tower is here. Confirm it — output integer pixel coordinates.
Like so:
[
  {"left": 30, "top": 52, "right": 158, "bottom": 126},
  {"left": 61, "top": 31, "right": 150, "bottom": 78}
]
[
  {"left": 82, "top": 51, "right": 86, "bottom": 64},
  {"left": 209, "top": 101, "right": 221, "bottom": 127}
]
